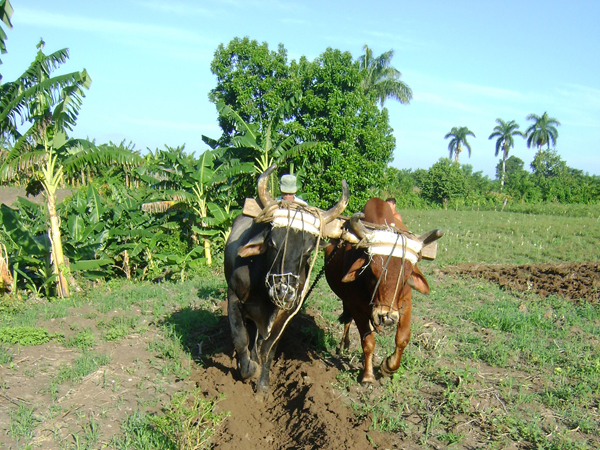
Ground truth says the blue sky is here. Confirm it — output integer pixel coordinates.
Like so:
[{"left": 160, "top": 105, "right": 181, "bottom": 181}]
[{"left": 3, "top": 0, "right": 600, "bottom": 177}]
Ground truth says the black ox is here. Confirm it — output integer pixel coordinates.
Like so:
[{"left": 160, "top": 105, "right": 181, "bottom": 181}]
[{"left": 224, "top": 165, "right": 349, "bottom": 393}]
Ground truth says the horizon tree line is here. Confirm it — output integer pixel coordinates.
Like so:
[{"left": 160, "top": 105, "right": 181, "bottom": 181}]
[{"left": 445, "top": 112, "right": 561, "bottom": 189}]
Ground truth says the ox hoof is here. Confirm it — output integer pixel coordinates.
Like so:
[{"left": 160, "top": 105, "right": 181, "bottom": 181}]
[
  {"left": 360, "top": 373, "right": 376, "bottom": 385},
  {"left": 379, "top": 358, "right": 395, "bottom": 377},
  {"left": 239, "top": 360, "right": 259, "bottom": 380},
  {"left": 254, "top": 389, "right": 273, "bottom": 403}
]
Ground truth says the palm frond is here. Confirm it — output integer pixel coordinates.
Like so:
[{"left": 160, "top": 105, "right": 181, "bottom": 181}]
[{"left": 0, "top": 70, "right": 90, "bottom": 136}]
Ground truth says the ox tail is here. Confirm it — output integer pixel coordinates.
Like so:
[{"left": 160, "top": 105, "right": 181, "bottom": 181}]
[{"left": 338, "top": 309, "right": 352, "bottom": 325}]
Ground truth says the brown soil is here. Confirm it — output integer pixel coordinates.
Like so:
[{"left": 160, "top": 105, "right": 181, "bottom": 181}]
[
  {"left": 190, "top": 312, "right": 396, "bottom": 450},
  {"left": 0, "top": 187, "right": 74, "bottom": 207},
  {"left": 1, "top": 262, "right": 598, "bottom": 449},
  {"left": 440, "top": 261, "right": 600, "bottom": 302}
]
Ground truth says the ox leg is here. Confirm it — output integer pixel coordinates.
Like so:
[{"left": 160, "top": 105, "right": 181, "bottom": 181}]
[
  {"left": 228, "top": 289, "right": 258, "bottom": 380},
  {"left": 352, "top": 316, "right": 377, "bottom": 384},
  {"left": 254, "top": 310, "right": 294, "bottom": 394},
  {"left": 337, "top": 308, "right": 352, "bottom": 355},
  {"left": 338, "top": 321, "right": 352, "bottom": 355},
  {"left": 381, "top": 300, "right": 413, "bottom": 377},
  {"left": 256, "top": 340, "right": 279, "bottom": 395}
]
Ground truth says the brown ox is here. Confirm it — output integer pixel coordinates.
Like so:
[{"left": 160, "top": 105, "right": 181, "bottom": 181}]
[{"left": 324, "top": 198, "right": 443, "bottom": 383}]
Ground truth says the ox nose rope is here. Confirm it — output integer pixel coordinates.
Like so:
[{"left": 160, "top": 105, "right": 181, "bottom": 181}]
[
  {"left": 260, "top": 202, "right": 324, "bottom": 311},
  {"left": 369, "top": 230, "right": 402, "bottom": 306},
  {"left": 364, "top": 228, "right": 409, "bottom": 338}
]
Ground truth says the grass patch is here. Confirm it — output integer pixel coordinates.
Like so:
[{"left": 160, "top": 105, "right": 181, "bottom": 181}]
[
  {"left": 98, "top": 315, "right": 146, "bottom": 341},
  {"left": 0, "top": 326, "right": 61, "bottom": 346},
  {"left": 0, "top": 342, "right": 12, "bottom": 364},
  {"left": 403, "top": 209, "right": 600, "bottom": 265},
  {"left": 55, "top": 351, "right": 111, "bottom": 384},
  {"left": 112, "top": 390, "right": 228, "bottom": 450},
  {"left": 8, "top": 403, "right": 39, "bottom": 444},
  {"left": 64, "top": 328, "right": 96, "bottom": 349}
]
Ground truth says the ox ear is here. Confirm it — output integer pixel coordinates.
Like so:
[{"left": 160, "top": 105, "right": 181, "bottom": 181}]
[
  {"left": 407, "top": 264, "right": 430, "bottom": 294},
  {"left": 341, "top": 257, "right": 367, "bottom": 283},
  {"left": 238, "top": 231, "right": 268, "bottom": 258}
]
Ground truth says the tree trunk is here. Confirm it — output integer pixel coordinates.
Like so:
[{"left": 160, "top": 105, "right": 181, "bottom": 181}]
[
  {"left": 204, "top": 239, "right": 212, "bottom": 266},
  {"left": 46, "top": 191, "right": 70, "bottom": 298}
]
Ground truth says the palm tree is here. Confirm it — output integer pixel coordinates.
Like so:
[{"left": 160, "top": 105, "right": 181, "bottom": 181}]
[
  {"left": 525, "top": 112, "right": 560, "bottom": 152},
  {"left": 0, "top": 0, "right": 14, "bottom": 65},
  {"left": 488, "top": 119, "right": 524, "bottom": 188},
  {"left": 357, "top": 45, "right": 412, "bottom": 107},
  {"left": 444, "top": 126, "right": 475, "bottom": 163}
]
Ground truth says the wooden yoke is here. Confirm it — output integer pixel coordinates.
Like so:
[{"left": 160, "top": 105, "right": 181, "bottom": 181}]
[{"left": 243, "top": 198, "right": 438, "bottom": 261}]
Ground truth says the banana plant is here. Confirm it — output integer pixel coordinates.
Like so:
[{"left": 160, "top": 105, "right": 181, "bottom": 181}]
[
  {"left": 215, "top": 99, "right": 317, "bottom": 173},
  {"left": 206, "top": 99, "right": 316, "bottom": 198},
  {"left": 141, "top": 148, "right": 252, "bottom": 266},
  {"left": 0, "top": 37, "right": 92, "bottom": 297}
]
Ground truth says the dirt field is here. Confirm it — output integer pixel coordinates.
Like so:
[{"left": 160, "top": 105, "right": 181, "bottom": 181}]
[
  {"left": 0, "top": 187, "right": 74, "bottom": 207},
  {"left": 1, "top": 261, "right": 598, "bottom": 449},
  {"left": 441, "top": 262, "right": 600, "bottom": 302},
  {"left": 190, "top": 261, "right": 600, "bottom": 449}
]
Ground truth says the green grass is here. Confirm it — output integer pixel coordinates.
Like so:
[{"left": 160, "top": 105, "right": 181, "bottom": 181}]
[
  {"left": 8, "top": 403, "right": 39, "bottom": 444},
  {"left": 49, "top": 351, "right": 111, "bottom": 400},
  {"left": 64, "top": 328, "right": 96, "bottom": 349},
  {"left": 0, "top": 326, "right": 61, "bottom": 346},
  {"left": 98, "top": 315, "right": 146, "bottom": 341},
  {"left": 0, "top": 342, "right": 12, "bottom": 364},
  {"left": 112, "top": 390, "right": 228, "bottom": 450},
  {"left": 1, "top": 206, "right": 598, "bottom": 449},
  {"left": 403, "top": 209, "right": 600, "bottom": 265}
]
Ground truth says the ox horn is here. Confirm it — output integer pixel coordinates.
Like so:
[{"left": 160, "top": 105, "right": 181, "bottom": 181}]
[
  {"left": 257, "top": 164, "right": 277, "bottom": 208},
  {"left": 321, "top": 180, "right": 350, "bottom": 224},
  {"left": 418, "top": 229, "right": 444, "bottom": 245},
  {"left": 349, "top": 212, "right": 373, "bottom": 240}
]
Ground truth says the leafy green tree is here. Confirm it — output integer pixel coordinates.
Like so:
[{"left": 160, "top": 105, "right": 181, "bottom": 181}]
[
  {"left": 488, "top": 119, "right": 524, "bottom": 188},
  {"left": 291, "top": 48, "right": 395, "bottom": 211},
  {"left": 208, "top": 39, "right": 395, "bottom": 211},
  {"left": 444, "top": 126, "right": 475, "bottom": 163},
  {"left": 525, "top": 112, "right": 560, "bottom": 152},
  {"left": 420, "top": 158, "right": 468, "bottom": 206},
  {"left": 380, "top": 166, "right": 429, "bottom": 209},
  {"left": 357, "top": 45, "right": 412, "bottom": 107},
  {"left": 209, "top": 37, "right": 295, "bottom": 136},
  {"left": 495, "top": 155, "right": 538, "bottom": 201}
]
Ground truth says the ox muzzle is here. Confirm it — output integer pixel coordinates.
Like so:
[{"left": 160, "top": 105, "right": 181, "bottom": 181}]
[
  {"left": 266, "top": 272, "right": 300, "bottom": 310},
  {"left": 371, "top": 306, "right": 400, "bottom": 330}
]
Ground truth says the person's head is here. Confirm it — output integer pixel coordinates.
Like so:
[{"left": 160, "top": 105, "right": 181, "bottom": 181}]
[
  {"left": 386, "top": 197, "right": 396, "bottom": 207},
  {"left": 280, "top": 174, "right": 298, "bottom": 201}
]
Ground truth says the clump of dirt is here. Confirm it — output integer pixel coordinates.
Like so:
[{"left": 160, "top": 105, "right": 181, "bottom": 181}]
[{"left": 441, "top": 261, "right": 600, "bottom": 302}]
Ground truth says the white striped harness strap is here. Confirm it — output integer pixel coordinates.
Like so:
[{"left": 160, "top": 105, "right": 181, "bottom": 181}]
[
  {"left": 365, "top": 229, "right": 423, "bottom": 264},
  {"left": 270, "top": 208, "right": 321, "bottom": 236}
]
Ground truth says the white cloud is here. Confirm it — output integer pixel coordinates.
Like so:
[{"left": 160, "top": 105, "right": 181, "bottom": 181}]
[
  {"left": 454, "top": 82, "right": 524, "bottom": 101},
  {"left": 19, "top": 7, "right": 213, "bottom": 46},
  {"left": 413, "top": 92, "right": 482, "bottom": 113},
  {"left": 133, "top": 0, "right": 216, "bottom": 17}
]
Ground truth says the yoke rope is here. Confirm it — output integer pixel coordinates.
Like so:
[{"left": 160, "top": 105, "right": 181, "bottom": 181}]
[{"left": 255, "top": 200, "right": 325, "bottom": 311}]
